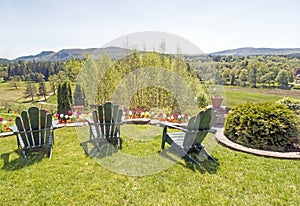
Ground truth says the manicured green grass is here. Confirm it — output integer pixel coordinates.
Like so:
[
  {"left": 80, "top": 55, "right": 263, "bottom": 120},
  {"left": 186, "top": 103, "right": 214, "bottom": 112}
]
[
  {"left": 224, "top": 86, "right": 300, "bottom": 107},
  {"left": 0, "top": 127, "right": 299, "bottom": 205}
]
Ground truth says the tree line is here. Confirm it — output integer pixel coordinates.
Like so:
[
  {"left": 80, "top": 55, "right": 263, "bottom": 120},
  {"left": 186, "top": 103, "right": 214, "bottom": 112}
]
[{"left": 189, "top": 55, "right": 300, "bottom": 89}]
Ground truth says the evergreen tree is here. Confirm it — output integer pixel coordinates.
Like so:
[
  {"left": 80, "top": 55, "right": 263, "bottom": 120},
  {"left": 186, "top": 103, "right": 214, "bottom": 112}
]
[
  {"left": 74, "top": 83, "right": 85, "bottom": 105},
  {"left": 57, "top": 81, "right": 72, "bottom": 118},
  {"left": 57, "top": 84, "right": 63, "bottom": 115}
]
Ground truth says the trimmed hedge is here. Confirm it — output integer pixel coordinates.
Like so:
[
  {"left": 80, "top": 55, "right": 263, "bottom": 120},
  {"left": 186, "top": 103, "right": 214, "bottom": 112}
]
[{"left": 224, "top": 102, "right": 299, "bottom": 152}]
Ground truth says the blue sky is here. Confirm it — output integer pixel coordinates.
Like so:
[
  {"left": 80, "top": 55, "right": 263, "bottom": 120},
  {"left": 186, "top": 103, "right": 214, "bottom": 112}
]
[{"left": 1, "top": 0, "right": 300, "bottom": 59}]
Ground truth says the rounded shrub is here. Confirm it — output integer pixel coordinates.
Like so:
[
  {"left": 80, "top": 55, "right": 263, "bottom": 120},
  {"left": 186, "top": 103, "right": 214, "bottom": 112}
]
[
  {"left": 277, "top": 97, "right": 300, "bottom": 115},
  {"left": 224, "top": 102, "right": 299, "bottom": 152}
]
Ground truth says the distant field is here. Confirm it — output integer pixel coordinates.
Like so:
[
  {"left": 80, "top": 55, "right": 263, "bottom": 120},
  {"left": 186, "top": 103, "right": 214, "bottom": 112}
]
[{"left": 224, "top": 86, "right": 300, "bottom": 107}]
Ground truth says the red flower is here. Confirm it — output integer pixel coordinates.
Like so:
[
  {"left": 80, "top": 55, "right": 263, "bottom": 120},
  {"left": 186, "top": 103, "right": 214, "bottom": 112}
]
[
  {"left": 5, "top": 127, "right": 10, "bottom": 131},
  {"left": 8, "top": 118, "right": 12, "bottom": 122}
]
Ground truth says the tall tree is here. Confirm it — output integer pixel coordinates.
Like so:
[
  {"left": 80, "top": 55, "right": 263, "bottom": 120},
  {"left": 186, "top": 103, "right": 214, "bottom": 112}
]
[
  {"left": 38, "top": 79, "right": 48, "bottom": 101},
  {"left": 275, "top": 70, "right": 290, "bottom": 87},
  {"left": 25, "top": 82, "right": 37, "bottom": 102}
]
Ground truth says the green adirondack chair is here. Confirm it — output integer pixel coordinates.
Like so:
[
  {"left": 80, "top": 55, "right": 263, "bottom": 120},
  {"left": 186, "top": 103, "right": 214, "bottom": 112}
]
[
  {"left": 10, "top": 107, "right": 57, "bottom": 162},
  {"left": 86, "top": 102, "right": 123, "bottom": 150},
  {"left": 161, "top": 108, "right": 216, "bottom": 166}
]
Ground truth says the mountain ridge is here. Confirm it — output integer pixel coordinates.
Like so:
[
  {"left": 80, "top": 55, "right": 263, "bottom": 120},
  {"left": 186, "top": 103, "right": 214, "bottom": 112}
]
[
  {"left": 209, "top": 47, "right": 300, "bottom": 56},
  {"left": 14, "top": 47, "right": 131, "bottom": 62},
  {"left": 2, "top": 47, "right": 300, "bottom": 63}
]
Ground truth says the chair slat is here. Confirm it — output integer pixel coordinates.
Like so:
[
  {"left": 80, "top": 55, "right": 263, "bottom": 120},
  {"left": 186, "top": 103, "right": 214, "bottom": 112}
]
[
  {"left": 15, "top": 116, "right": 29, "bottom": 148},
  {"left": 104, "top": 102, "right": 112, "bottom": 138},
  {"left": 21, "top": 111, "right": 33, "bottom": 146},
  {"left": 29, "top": 107, "right": 39, "bottom": 146},
  {"left": 45, "top": 113, "right": 52, "bottom": 144},
  {"left": 98, "top": 105, "right": 104, "bottom": 135},
  {"left": 92, "top": 110, "right": 101, "bottom": 139},
  {"left": 40, "top": 109, "right": 46, "bottom": 145},
  {"left": 187, "top": 116, "right": 196, "bottom": 130},
  {"left": 199, "top": 108, "right": 213, "bottom": 130},
  {"left": 111, "top": 104, "right": 119, "bottom": 138}
]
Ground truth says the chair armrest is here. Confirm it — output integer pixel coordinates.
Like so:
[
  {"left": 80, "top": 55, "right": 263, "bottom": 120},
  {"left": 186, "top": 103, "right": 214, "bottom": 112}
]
[
  {"left": 52, "top": 120, "right": 58, "bottom": 128},
  {"left": 85, "top": 117, "right": 94, "bottom": 124},
  {"left": 160, "top": 122, "right": 189, "bottom": 132},
  {"left": 9, "top": 125, "right": 18, "bottom": 133},
  {"left": 208, "top": 129, "right": 217, "bottom": 134}
]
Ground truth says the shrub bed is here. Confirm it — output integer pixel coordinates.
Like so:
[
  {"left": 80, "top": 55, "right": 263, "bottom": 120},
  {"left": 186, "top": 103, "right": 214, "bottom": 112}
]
[{"left": 224, "top": 102, "right": 299, "bottom": 152}]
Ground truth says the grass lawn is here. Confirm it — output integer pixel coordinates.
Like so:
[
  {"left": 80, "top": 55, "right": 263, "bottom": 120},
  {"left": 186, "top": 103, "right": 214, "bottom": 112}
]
[
  {"left": 224, "top": 86, "right": 300, "bottom": 107},
  {"left": 0, "top": 126, "right": 299, "bottom": 205}
]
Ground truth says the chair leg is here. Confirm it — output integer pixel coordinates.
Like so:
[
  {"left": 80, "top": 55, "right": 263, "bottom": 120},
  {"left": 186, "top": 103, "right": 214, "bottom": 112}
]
[
  {"left": 48, "top": 147, "right": 53, "bottom": 159},
  {"left": 117, "top": 138, "right": 121, "bottom": 150},
  {"left": 193, "top": 144, "right": 216, "bottom": 162},
  {"left": 22, "top": 150, "right": 28, "bottom": 163},
  {"left": 161, "top": 126, "right": 167, "bottom": 149}
]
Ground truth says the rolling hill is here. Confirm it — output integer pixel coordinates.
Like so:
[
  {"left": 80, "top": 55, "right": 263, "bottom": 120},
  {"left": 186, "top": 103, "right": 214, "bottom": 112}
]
[
  {"left": 2, "top": 47, "right": 300, "bottom": 63},
  {"left": 209, "top": 47, "right": 300, "bottom": 56},
  {"left": 15, "top": 47, "right": 131, "bottom": 62}
]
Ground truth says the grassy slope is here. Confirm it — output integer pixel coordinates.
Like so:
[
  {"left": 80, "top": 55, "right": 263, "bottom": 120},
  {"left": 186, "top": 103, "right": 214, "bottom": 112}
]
[{"left": 0, "top": 127, "right": 299, "bottom": 205}]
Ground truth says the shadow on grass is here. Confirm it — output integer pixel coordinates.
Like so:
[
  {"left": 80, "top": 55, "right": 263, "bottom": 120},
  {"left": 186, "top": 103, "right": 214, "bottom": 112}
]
[
  {"left": 160, "top": 148, "right": 220, "bottom": 174},
  {"left": 0, "top": 150, "right": 45, "bottom": 171},
  {"left": 80, "top": 139, "right": 119, "bottom": 159},
  {"left": 184, "top": 157, "right": 220, "bottom": 174}
]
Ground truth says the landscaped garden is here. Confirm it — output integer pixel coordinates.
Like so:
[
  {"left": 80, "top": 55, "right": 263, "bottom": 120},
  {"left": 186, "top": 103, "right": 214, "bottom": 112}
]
[
  {"left": 0, "top": 50, "right": 300, "bottom": 205},
  {"left": 0, "top": 86, "right": 299, "bottom": 205}
]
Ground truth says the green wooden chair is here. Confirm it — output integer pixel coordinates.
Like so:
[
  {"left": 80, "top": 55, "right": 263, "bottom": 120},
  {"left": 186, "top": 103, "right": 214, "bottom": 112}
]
[
  {"left": 161, "top": 108, "right": 216, "bottom": 166},
  {"left": 86, "top": 102, "right": 123, "bottom": 151},
  {"left": 10, "top": 107, "right": 57, "bottom": 162}
]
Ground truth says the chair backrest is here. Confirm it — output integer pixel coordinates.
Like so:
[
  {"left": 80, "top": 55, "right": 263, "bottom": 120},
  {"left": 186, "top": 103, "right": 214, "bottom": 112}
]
[
  {"left": 187, "top": 108, "right": 213, "bottom": 131},
  {"left": 183, "top": 108, "right": 213, "bottom": 147},
  {"left": 92, "top": 102, "right": 123, "bottom": 139},
  {"left": 15, "top": 107, "right": 53, "bottom": 148}
]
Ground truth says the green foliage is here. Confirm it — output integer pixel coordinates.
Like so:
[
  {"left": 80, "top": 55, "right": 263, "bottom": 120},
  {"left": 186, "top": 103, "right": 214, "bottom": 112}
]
[
  {"left": 57, "top": 81, "right": 72, "bottom": 116},
  {"left": 277, "top": 97, "right": 300, "bottom": 114},
  {"left": 73, "top": 83, "right": 86, "bottom": 106},
  {"left": 94, "top": 51, "right": 206, "bottom": 114},
  {"left": 25, "top": 82, "right": 37, "bottom": 102},
  {"left": 38, "top": 79, "right": 47, "bottom": 100},
  {"left": 225, "top": 102, "right": 299, "bottom": 152}
]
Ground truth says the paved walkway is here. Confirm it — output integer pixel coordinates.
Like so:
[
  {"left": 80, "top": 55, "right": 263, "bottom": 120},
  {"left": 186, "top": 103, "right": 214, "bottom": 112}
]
[{"left": 213, "top": 125, "right": 300, "bottom": 159}]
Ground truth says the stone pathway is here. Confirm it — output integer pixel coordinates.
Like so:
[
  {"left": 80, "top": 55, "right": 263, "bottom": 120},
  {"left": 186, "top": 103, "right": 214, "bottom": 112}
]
[{"left": 213, "top": 125, "right": 300, "bottom": 159}]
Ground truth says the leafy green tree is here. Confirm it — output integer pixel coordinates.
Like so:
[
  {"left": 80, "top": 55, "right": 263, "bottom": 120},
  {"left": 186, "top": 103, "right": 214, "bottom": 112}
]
[
  {"left": 275, "top": 70, "right": 290, "bottom": 87},
  {"left": 9, "top": 76, "right": 21, "bottom": 89},
  {"left": 78, "top": 54, "right": 98, "bottom": 105},
  {"left": 38, "top": 79, "right": 48, "bottom": 101},
  {"left": 238, "top": 69, "right": 248, "bottom": 86},
  {"left": 249, "top": 63, "right": 258, "bottom": 88},
  {"left": 65, "top": 58, "right": 84, "bottom": 81},
  {"left": 260, "top": 72, "right": 274, "bottom": 87},
  {"left": 25, "top": 82, "right": 37, "bottom": 102},
  {"left": 48, "top": 74, "right": 58, "bottom": 94}
]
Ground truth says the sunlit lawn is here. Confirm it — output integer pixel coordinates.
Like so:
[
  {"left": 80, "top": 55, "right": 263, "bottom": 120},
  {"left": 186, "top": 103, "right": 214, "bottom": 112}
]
[{"left": 0, "top": 126, "right": 299, "bottom": 205}]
